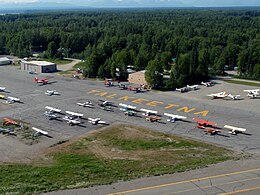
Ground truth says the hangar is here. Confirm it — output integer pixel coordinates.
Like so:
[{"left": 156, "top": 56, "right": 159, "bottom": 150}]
[
  {"left": 0, "top": 57, "right": 12, "bottom": 65},
  {"left": 20, "top": 60, "right": 57, "bottom": 73}
]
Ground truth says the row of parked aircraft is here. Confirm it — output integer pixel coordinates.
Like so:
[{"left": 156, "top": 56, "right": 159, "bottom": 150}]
[
  {"left": 0, "top": 86, "right": 22, "bottom": 104},
  {"left": 176, "top": 82, "right": 213, "bottom": 93},
  {"left": 43, "top": 106, "right": 108, "bottom": 126},
  {"left": 207, "top": 89, "right": 260, "bottom": 100}
]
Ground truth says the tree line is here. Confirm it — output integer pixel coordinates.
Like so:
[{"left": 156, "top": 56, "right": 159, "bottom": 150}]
[{"left": 0, "top": 9, "right": 259, "bottom": 88}]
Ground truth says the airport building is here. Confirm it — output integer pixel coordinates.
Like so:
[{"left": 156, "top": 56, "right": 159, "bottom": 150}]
[
  {"left": 0, "top": 57, "right": 12, "bottom": 65},
  {"left": 20, "top": 60, "right": 57, "bottom": 73},
  {"left": 128, "top": 70, "right": 148, "bottom": 85}
]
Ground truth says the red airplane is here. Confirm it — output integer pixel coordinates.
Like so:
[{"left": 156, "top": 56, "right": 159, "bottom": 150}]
[
  {"left": 203, "top": 128, "right": 223, "bottom": 135},
  {"left": 193, "top": 118, "right": 217, "bottom": 127},
  {"left": 3, "top": 118, "right": 18, "bottom": 126},
  {"left": 34, "top": 77, "right": 49, "bottom": 84}
]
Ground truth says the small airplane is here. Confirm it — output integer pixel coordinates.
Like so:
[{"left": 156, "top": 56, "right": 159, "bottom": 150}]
[
  {"left": 140, "top": 108, "right": 158, "bottom": 116},
  {"left": 0, "top": 87, "right": 6, "bottom": 92},
  {"left": 104, "top": 79, "right": 117, "bottom": 87},
  {"left": 45, "top": 90, "right": 60, "bottom": 96},
  {"left": 88, "top": 118, "right": 107, "bottom": 125},
  {"left": 77, "top": 101, "right": 94, "bottom": 108},
  {"left": 227, "top": 94, "right": 241, "bottom": 100},
  {"left": 203, "top": 128, "right": 223, "bottom": 135},
  {"left": 45, "top": 106, "right": 61, "bottom": 113},
  {"left": 6, "top": 96, "right": 21, "bottom": 104},
  {"left": 176, "top": 86, "right": 189, "bottom": 93},
  {"left": 32, "top": 127, "right": 49, "bottom": 137},
  {"left": 119, "top": 103, "right": 137, "bottom": 111},
  {"left": 207, "top": 91, "right": 228, "bottom": 99},
  {"left": 187, "top": 85, "right": 199, "bottom": 90},
  {"left": 44, "top": 111, "right": 59, "bottom": 120},
  {"left": 128, "top": 86, "right": 142, "bottom": 93},
  {"left": 3, "top": 117, "right": 18, "bottom": 126},
  {"left": 118, "top": 83, "right": 128, "bottom": 90},
  {"left": 34, "top": 77, "right": 49, "bottom": 85},
  {"left": 164, "top": 113, "right": 187, "bottom": 123},
  {"left": 224, "top": 125, "right": 247, "bottom": 135},
  {"left": 243, "top": 89, "right": 260, "bottom": 98},
  {"left": 66, "top": 118, "right": 82, "bottom": 126},
  {"left": 0, "top": 127, "right": 16, "bottom": 135},
  {"left": 145, "top": 115, "right": 162, "bottom": 122},
  {"left": 124, "top": 110, "right": 137, "bottom": 116},
  {"left": 99, "top": 99, "right": 113, "bottom": 107},
  {"left": 201, "top": 81, "right": 213, "bottom": 87},
  {"left": 193, "top": 118, "right": 217, "bottom": 127}
]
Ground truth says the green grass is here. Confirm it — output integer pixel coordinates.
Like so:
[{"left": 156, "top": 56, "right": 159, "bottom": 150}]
[
  {"left": 73, "top": 61, "right": 85, "bottom": 69},
  {"left": 0, "top": 124, "right": 236, "bottom": 194},
  {"left": 225, "top": 80, "right": 260, "bottom": 87}
]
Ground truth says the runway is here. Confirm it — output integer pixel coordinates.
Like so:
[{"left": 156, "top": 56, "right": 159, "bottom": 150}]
[{"left": 108, "top": 168, "right": 260, "bottom": 195}]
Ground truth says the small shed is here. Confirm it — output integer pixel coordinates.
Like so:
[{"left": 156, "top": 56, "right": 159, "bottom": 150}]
[
  {"left": 0, "top": 57, "right": 12, "bottom": 65},
  {"left": 128, "top": 70, "right": 148, "bottom": 85},
  {"left": 20, "top": 60, "right": 57, "bottom": 73}
]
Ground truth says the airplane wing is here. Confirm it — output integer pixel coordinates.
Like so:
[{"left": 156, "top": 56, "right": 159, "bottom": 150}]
[
  {"left": 98, "top": 120, "right": 106, "bottom": 124},
  {"left": 45, "top": 106, "right": 61, "bottom": 113},
  {"left": 164, "top": 113, "right": 186, "bottom": 119},
  {"left": 224, "top": 125, "right": 246, "bottom": 133},
  {"left": 32, "top": 127, "right": 48, "bottom": 135},
  {"left": 65, "top": 111, "right": 83, "bottom": 117},
  {"left": 140, "top": 108, "right": 158, "bottom": 115}
]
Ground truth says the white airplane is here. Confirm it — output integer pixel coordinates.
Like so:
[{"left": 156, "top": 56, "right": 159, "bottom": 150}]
[
  {"left": 45, "top": 106, "right": 61, "bottom": 113},
  {"left": 77, "top": 101, "right": 94, "bottom": 108},
  {"left": 6, "top": 96, "right": 21, "bottom": 104},
  {"left": 0, "top": 87, "right": 6, "bottom": 92},
  {"left": 99, "top": 99, "right": 113, "bottom": 107},
  {"left": 88, "top": 118, "right": 107, "bottom": 125},
  {"left": 140, "top": 108, "right": 158, "bottom": 116},
  {"left": 227, "top": 94, "right": 241, "bottom": 100},
  {"left": 187, "top": 85, "right": 199, "bottom": 90},
  {"left": 119, "top": 103, "right": 137, "bottom": 110},
  {"left": 224, "top": 125, "right": 247, "bottom": 135},
  {"left": 164, "top": 113, "right": 187, "bottom": 123},
  {"left": 65, "top": 111, "right": 83, "bottom": 118},
  {"left": 44, "top": 111, "right": 59, "bottom": 120},
  {"left": 45, "top": 90, "right": 60, "bottom": 96},
  {"left": 201, "top": 81, "right": 213, "bottom": 87},
  {"left": 32, "top": 127, "right": 49, "bottom": 137},
  {"left": 66, "top": 118, "right": 82, "bottom": 126},
  {"left": 243, "top": 89, "right": 260, "bottom": 98},
  {"left": 176, "top": 87, "right": 189, "bottom": 93},
  {"left": 207, "top": 92, "right": 228, "bottom": 99}
]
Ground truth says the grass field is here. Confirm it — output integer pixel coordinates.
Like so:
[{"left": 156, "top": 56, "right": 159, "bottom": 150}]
[
  {"left": 225, "top": 80, "right": 260, "bottom": 87},
  {"left": 0, "top": 124, "right": 236, "bottom": 194}
]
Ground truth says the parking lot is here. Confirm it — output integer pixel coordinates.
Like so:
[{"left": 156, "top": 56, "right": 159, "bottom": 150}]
[{"left": 0, "top": 65, "right": 260, "bottom": 163}]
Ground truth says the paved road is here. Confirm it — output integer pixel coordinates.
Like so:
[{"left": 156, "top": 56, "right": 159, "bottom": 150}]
[{"left": 108, "top": 168, "right": 260, "bottom": 195}]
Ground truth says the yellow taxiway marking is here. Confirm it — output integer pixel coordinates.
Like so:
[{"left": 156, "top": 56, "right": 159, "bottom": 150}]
[
  {"left": 87, "top": 89, "right": 210, "bottom": 116},
  {"left": 107, "top": 168, "right": 260, "bottom": 195},
  {"left": 219, "top": 186, "right": 260, "bottom": 195},
  {"left": 164, "top": 177, "right": 260, "bottom": 195}
]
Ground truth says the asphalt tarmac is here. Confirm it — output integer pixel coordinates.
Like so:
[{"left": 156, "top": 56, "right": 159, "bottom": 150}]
[
  {"left": 0, "top": 66, "right": 260, "bottom": 160},
  {"left": 1, "top": 65, "right": 260, "bottom": 195}
]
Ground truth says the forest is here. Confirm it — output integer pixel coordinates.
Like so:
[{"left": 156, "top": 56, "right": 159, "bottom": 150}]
[{"left": 0, "top": 9, "right": 259, "bottom": 88}]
